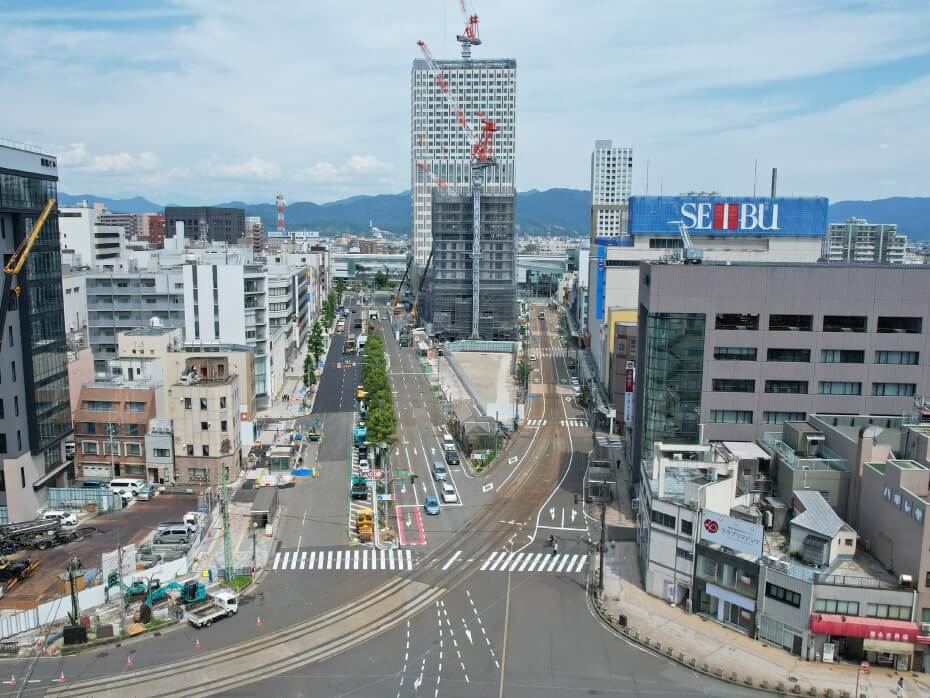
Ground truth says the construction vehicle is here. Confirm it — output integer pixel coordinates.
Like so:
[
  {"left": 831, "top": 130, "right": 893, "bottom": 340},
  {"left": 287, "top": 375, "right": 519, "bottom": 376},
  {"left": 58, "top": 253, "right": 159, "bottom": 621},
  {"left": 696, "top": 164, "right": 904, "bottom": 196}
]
[
  {"left": 0, "top": 556, "right": 37, "bottom": 586},
  {"left": 408, "top": 245, "right": 433, "bottom": 325},
  {"left": 139, "top": 579, "right": 207, "bottom": 622},
  {"left": 0, "top": 198, "right": 56, "bottom": 345},
  {"left": 671, "top": 219, "right": 704, "bottom": 264},
  {"left": 0, "top": 517, "right": 91, "bottom": 553},
  {"left": 187, "top": 590, "right": 239, "bottom": 628},
  {"left": 308, "top": 416, "right": 322, "bottom": 442},
  {"left": 392, "top": 256, "right": 414, "bottom": 315},
  {"left": 356, "top": 508, "right": 373, "bottom": 543}
]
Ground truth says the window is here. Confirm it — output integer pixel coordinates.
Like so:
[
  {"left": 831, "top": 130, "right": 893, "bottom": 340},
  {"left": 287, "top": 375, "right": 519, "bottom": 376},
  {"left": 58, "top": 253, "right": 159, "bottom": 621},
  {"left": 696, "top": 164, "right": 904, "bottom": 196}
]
[
  {"left": 765, "top": 380, "right": 808, "bottom": 394},
  {"left": 712, "top": 379, "right": 755, "bottom": 393},
  {"left": 189, "top": 467, "right": 208, "bottom": 482},
  {"left": 650, "top": 510, "right": 675, "bottom": 528},
  {"left": 822, "top": 349, "right": 864, "bottom": 363},
  {"left": 764, "top": 411, "right": 806, "bottom": 424},
  {"left": 219, "top": 397, "right": 227, "bottom": 409},
  {"left": 876, "top": 351, "right": 919, "bottom": 365},
  {"left": 184, "top": 398, "right": 192, "bottom": 410},
  {"left": 12, "top": 396, "right": 18, "bottom": 417},
  {"left": 200, "top": 398, "right": 208, "bottom": 410},
  {"left": 766, "top": 583, "right": 801, "bottom": 608},
  {"left": 819, "top": 381, "right": 862, "bottom": 395},
  {"left": 127, "top": 423, "right": 142, "bottom": 436},
  {"left": 648, "top": 238, "right": 683, "bottom": 249},
  {"left": 872, "top": 383, "right": 917, "bottom": 397},
  {"left": 185, "top": 444, "right": 194, "bottom": 456},
  {"left": 0, "top": 400, "right": 3, "bottom": 420},
  {"left": 82, "top": 442, "right": 98, "bottom": 454},
  {"left": 866, "top": 603, "right": 910, "bottom": 620},
  {"left": 922, "top": 608, "right": 930, "bottom": 624},
  {"left": 83, "top": 422, "right": 96, "bottom": 434},
  {"left": 20, "top": 467, "right": 25, "bottom": 489},
  {"left": 202, "top": 445, "right": 210, "bottom": 457},
  {"left": 815, "top": 599, "right": 859, "bottom": 615},
  {"left": 877, "top": 316, "right": 922, "bottom": 334},
  {"left": 11, "top": 361, "right": 15, "bottom": 382},
  {"left": 680, "top": 520, "right": 693, "bottom": 536},
  {"left": 16, "top": 431, "right": 21, "bottom": 451},
  {"left": 676, "top": 548, "right": 693, "bottom": 561},
  {"left": 823, "top": 315, "right": 867, "bottom": 333},
  {"left": 220, "top": 420, "right": 228, "bottom": 432},
  {"left": 201, "top": 421, "right": 209, "bottom": 431},
  {"left": 767, "top": 348, "right": 810, "bottom": 362},
  {"left": 0, "top": 434, "right": 5, "bottom": 454},
  {"left": 153, "top": 448, "right": 171, "bottom": 458},
  {"left": 710, "top": 410, "right": 753, "bottom": 424},
  {"left": 126, "top": 401, "right": 146, "bottom": 412},
  {"left": 83, "top": 400, "right": 113, "bottom": 411},
  {"left": 103, "top": 441, "right": 119, "bottom": 455},
  {"left": 713, "top": 347, "right": 757, "bottom": 361},
  {"left": 124, "top": 443, "right": 142, "bottom": 456},
  {"left": 7, "top": 326, "right": 12, "bottom": 347},
  {"left": 715, "top": 313, "right": 759, "bottom": 330},
  {"left": 768, "top": 314, "right": 813, "bottom": 332}
]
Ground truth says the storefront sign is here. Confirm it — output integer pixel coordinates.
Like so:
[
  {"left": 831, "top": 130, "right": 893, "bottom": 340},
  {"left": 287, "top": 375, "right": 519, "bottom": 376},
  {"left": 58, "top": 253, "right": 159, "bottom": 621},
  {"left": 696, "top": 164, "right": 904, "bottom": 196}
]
[{"left": 700, "top": 511, "right": 763, "bottom": 557}]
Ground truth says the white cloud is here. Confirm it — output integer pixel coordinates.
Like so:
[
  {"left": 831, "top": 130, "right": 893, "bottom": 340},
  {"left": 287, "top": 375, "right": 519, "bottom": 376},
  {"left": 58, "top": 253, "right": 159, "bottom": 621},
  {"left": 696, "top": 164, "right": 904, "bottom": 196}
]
[
  {"left": 213, "top": 157, "right": 280, "bottom": 180},
  {"left": 297, "top": 155, "right": 394, "bottom": 183},
  {"left": 55, "top": 142, "right": 160, "bottom": 173}
]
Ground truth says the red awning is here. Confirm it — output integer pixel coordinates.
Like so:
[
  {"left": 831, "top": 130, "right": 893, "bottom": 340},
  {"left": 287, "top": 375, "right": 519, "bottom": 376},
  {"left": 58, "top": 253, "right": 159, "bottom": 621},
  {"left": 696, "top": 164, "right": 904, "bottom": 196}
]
[{"left": 810, "top": 613, "right": 919, "bottom": 644}]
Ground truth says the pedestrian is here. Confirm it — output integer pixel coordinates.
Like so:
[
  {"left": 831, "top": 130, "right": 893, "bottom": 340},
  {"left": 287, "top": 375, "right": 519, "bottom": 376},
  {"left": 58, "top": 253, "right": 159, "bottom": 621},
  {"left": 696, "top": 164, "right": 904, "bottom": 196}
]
[
  {"left": 897, "top": 677, "right": 905, "bottom": 697},
  {"left": 552, "top": 542, "right": 559, "bottom": 556}
]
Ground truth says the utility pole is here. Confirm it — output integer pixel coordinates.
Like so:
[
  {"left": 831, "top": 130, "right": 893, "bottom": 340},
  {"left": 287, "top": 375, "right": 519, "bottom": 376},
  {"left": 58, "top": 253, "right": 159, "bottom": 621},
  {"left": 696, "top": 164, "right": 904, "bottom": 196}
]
[
  {"left": 106, "top": 422, "right": 117, "bottom": 479},
  {"left": 116, "top": 532, "right": 127, "bottom": 632},
  {"left": 221, "top": 467, "right": 233, "bottom": 584},
  {"left": 598, "top": 502, "right": 606, "bottom": 594}
]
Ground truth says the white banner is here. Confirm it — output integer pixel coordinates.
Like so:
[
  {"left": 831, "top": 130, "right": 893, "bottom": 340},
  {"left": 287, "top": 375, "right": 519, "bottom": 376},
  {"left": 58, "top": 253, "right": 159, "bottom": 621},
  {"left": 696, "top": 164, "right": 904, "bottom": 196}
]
[{"left": 699, "top": 511, "right": 763, "bottom": 558}]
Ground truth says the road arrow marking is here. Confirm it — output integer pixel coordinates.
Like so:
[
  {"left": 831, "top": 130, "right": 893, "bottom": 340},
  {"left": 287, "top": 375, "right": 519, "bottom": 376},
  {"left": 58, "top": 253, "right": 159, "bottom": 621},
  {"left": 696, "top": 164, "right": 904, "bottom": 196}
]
[
  {"left": 508, "top": 456, "right": 518, "bottom": 464},
  {"left": 571, "top": 509, "right": 578, "bottom": 523},
  {"left": 549, "top": 507, "right": 556, "bottom": 520},
  {"left": 421, "top": 482, "right": 427, "bottom": 494},
  {"left": 482, "top": 482, "right": 494, "bottom": 493},
  {"left": 401, "top": 484, "right": 406, "bottom": 495},
  {"left": 431, "top": 447, "right": 436, "bottom": 455}
]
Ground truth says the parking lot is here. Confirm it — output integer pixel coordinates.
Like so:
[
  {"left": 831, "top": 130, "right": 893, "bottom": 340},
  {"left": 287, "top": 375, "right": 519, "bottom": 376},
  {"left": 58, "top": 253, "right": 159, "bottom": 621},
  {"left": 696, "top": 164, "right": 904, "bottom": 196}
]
[{"left": 0, "top": 492, "right": 198, "bottom": 610}]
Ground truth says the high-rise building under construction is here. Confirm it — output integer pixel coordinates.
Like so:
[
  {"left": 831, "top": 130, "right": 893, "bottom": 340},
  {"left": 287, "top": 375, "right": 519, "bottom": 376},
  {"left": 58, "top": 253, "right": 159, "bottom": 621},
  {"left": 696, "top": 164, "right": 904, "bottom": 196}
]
[{"left": 410, "top": 57, "right": 516, "bottom": 266}]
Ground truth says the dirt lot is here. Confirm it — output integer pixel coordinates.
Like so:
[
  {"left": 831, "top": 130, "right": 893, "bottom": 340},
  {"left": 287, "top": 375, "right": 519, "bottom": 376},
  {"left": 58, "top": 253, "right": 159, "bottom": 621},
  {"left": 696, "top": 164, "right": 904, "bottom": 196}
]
[{"left": 0, "top": 492, "right": 198, "bottom": 609}]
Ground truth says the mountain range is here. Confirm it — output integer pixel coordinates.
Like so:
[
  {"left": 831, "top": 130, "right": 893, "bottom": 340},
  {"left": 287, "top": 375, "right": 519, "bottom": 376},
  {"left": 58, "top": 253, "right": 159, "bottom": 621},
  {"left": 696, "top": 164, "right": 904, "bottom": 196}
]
[{"left": 58, "top": 191, "right": 930, "bottom": 239}]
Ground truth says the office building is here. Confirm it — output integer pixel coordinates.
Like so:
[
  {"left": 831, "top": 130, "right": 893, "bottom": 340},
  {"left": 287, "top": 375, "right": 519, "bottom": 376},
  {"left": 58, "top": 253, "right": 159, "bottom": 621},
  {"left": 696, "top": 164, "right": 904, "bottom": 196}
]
[
  {"left": 411, "top": 55, "right": 516, "bottom": 266},
  {"left": 142, "top": 214, "right": 165, "bottom": 248},
  {"left": 97, "top": 212, "right": 143, "bottom": 241},
  {"left": 86, "top": 269, "right": 185, "bottom": 373},
  {"left": 165, "top": 206, "right": 245, "bottom": 245},
  {"left": 590, "top": 140, "right": 633, "bottom": 239},
  {"left": 422, "top": 189, "right": 517, "bottom": 341},
  {"left": 61, "top": 267, "right": 87, "bottom": 338},
  {"left": 59, "top": 204, "right": 126, "bottom": 268},
  {"left": 0, "top": 141, "right": 72, "bottom": 522},
  {"left": 632, "top": 261, "right": 930, "bottom": 472},
  {"left": 825, "top": 218, "right": 907, "bottom": 264}
]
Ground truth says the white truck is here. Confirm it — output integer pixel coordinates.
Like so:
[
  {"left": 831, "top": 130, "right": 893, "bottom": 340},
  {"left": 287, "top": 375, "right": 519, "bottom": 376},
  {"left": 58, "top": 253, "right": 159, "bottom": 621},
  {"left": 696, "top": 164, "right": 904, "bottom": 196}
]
[{"left": 186, "top": 590, "right": 239, "bottom": 628}]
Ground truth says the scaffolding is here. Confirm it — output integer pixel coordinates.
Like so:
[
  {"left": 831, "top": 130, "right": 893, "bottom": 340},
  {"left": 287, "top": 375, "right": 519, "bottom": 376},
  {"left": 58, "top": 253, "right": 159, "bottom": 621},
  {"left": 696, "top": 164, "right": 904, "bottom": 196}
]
[{"left": 426, "top": 189, "right": 517, "bottom": 341}]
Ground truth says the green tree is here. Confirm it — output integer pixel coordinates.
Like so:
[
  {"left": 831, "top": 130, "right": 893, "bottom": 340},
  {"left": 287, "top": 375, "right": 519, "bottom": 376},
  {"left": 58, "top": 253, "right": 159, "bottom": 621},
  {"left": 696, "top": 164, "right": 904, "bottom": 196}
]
[
  {"left": 374, "top": 270, "right": 389, "bottom": 289},
  {"left": 309, "top": 320, "right": 324, "bottom": 363}
]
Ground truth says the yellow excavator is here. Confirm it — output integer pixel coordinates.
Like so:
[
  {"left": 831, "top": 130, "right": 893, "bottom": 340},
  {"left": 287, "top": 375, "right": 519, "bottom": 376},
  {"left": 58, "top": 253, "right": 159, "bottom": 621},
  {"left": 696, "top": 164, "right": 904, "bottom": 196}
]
[{"left": 0, "top": 198, "right": 56, "bottom": 345}]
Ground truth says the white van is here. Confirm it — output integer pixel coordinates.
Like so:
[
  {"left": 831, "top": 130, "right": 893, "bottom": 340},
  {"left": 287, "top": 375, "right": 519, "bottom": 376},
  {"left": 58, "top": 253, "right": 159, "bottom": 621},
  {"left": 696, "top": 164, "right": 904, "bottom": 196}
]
[
  {"left": 109, "top": 478, "right": 145, "bottom": 497},
  {"left": 442, "top": 434, "right": 456, "bottom": 452},
  {"left": 153, "top": 527, "right": 190, "bottom": 545}
]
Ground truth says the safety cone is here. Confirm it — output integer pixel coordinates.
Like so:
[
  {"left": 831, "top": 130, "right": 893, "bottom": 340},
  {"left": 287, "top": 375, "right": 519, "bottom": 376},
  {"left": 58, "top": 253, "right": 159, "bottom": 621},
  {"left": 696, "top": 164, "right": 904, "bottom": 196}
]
[
  {"left": 256, "top": 616, "right": 262, "bottom": 628},
  {"left": 194, "top": 638, "right": 201, "bottom": 650},
  {"left": 126, "top": 655, "right": 133, "bottom": 670},
  {"left": 57, "top": 671, "right": 65, "bottom": 684}
]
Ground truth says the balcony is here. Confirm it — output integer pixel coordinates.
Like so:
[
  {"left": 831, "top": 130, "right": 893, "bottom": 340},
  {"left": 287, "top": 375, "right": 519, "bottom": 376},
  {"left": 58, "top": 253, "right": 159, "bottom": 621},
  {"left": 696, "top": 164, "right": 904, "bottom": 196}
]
[{"left": 761, "top": 433, "right": 848, "bottom": 472}]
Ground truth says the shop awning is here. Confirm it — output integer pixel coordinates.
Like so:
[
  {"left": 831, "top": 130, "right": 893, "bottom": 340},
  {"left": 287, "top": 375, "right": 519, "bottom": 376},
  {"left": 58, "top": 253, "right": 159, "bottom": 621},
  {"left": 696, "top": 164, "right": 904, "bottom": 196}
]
[
  {"left": 32, "top": 459, "right": 73, "bottom": 490},
  {"left": 810, "top": 613, "right": 919, "bottom": 644},
  {"left": 863, "top": 639, "right": 914, "bottom": 655}
]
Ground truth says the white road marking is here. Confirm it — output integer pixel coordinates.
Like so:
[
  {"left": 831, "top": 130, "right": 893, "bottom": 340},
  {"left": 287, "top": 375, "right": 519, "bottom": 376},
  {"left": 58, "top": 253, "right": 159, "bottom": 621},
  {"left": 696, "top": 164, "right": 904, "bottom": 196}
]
[
  {"left": 526, "top": 553, "right": 544, "bottom": 571},
  {"left": 507, "top": 553, "right": 525, "bottom": 571},
  {"left": 406, "top": 549, "right": 413, "bottom": 570},
  {"left": 442, "top": 550, "right": 463, "bottom": 570},
  {"left": 482, "top": 482, "right": 494, "bottom": 492},
  {"left": 481, "top": 552, "right": 499, "bottom": 570},
  {"left": 272, "top": 552, "right": 281, "bottom": 570},
  {"left": 300, "top": 551, "right": 307, "bottom": 569},
  {"left": 491, "top": 552, "right": 512, "bottom": 571},
  {"left": 281, "top": 551, "right": 290, "bottom": 569},
  {"left": 573, "top": 555, "right": 588, "bottom": 573},
  {"left": 308, "top": 551, "right": 316, "bottom": 569},
  {"left": 557, "top": 554, "right": 573, "bottom": 572}
]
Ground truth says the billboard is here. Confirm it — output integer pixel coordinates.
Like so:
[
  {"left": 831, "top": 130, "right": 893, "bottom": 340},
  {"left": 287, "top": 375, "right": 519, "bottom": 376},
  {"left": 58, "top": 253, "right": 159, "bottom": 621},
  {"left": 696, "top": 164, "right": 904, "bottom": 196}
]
[
  {"left": 699, "top": 511, "right": 763, "bottom": 557},
  {"left": 628, "top": 196, "right": 828, "bottom": 237}
]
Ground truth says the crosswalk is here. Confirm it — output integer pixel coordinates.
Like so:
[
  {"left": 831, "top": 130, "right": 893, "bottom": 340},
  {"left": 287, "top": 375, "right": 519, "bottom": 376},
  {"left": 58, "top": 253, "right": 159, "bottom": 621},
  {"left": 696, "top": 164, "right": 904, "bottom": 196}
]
[
  {"left": 478, "top": 551, "right": 588, "bottom": 574},
  {"left": 271, "top": 548, "right": 415, "bottom": 572},
  {"left": 539, "top": 348, "right": 567, "bottom": 357},
  {"left": 561, "top": 418, "right": 588, "bottom": 428},
  {"left": 525, "top": 419, "right": 548, "bottom": 427}
]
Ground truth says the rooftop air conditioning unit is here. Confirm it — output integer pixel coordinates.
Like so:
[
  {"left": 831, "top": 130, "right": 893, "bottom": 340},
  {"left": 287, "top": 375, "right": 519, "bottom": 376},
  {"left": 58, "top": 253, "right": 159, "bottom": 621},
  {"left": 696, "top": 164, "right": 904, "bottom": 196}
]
[
  {"left": 921, "top": 623, "right": 930, "bottom": 634},
  {"left": 899, "top": 574, "right": 913, "bottom": 587}
]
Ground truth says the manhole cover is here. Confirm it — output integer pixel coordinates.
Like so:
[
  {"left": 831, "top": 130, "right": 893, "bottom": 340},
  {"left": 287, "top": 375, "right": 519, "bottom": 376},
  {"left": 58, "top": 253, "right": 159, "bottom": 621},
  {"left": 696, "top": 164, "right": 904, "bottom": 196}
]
[
  {"left": 154, "top": 632, "right": 162, "bottom": 637},
  {"left": 788, "top": 676, "right": 798, "bottom": 682}
]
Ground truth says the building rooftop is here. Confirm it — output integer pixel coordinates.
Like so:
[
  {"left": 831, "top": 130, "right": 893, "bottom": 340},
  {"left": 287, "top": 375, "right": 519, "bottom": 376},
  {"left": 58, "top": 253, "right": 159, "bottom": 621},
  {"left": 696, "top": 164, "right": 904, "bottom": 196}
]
[
  {"left": 791, "top": 490, "right": 853, "bottom": 539},
  {"left": 123, "top": 326, "right": 177, "bottom": 337},
  {"left": 645, "top": 260, "right": 930, "bottom": 270}
]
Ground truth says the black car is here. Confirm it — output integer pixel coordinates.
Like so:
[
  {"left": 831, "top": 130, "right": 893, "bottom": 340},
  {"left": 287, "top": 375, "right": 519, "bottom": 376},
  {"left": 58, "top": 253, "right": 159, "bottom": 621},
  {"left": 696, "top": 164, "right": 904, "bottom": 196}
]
[{"left": 445, "top": 450, "right": 460, "bottom": 465}]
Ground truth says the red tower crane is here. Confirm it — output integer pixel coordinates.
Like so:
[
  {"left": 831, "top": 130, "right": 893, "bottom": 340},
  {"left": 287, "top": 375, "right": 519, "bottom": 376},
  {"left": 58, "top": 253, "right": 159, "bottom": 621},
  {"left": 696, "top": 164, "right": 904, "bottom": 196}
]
[{"left": 456, "top": 0, "right": 481, "bottom": 59}]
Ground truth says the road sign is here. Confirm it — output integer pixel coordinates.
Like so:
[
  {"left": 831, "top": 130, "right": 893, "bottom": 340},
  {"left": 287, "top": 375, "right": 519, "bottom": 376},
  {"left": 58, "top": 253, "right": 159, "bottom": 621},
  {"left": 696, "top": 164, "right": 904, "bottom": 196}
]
[
  {"left": 318, "top": 361, "right": 324, "bottom": 370},
  {"left": 376, "top": 493, "right": 395, "bottom": 502}
]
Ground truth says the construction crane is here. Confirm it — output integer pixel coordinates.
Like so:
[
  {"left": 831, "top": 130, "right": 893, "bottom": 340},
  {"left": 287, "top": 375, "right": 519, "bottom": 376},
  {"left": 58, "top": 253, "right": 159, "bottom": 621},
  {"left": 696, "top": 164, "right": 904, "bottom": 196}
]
[
  {"left": 670, "top": 219, "right": 704, "bottom": 264},
  {"left": 392, "top": 256, "right": 414, "bottom": 316},
  {"left": 409, "top": 245, "right": 434, "bottom": 324},
  {"left": 417, "top": 39, "right": 497, "bottom": 339},
  {"left": 0, "top": 198, "right": 56, "bottom": 345},
  {"left": 456, "top": 0, "right": 481, "bottom": 59}
]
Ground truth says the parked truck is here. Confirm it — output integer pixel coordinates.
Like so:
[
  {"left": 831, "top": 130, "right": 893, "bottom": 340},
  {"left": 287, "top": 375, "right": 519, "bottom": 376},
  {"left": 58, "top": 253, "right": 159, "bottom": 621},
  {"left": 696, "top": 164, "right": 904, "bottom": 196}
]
[
  {"left": 356, "top": 508, "right": 373, "bottom": 543},
  {"left": 187, "top": 590, "right": 239, "bottom": 628}
]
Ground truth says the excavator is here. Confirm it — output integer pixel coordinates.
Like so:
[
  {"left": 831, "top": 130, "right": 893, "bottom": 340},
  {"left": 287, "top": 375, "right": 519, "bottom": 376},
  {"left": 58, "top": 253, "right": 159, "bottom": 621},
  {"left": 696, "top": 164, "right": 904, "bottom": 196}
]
[
  {"left": 139, "top": 579, "right": 207, "bottom": 622},
  {"left": 0, "top": 198, "right": 56, "bottom": 345}
]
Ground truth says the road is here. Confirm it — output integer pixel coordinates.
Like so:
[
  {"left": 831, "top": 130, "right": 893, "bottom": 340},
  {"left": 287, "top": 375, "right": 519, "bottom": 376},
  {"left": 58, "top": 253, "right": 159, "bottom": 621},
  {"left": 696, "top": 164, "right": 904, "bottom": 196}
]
[{"left": 5, "top": 298, "right": 757, "bottom": 697}]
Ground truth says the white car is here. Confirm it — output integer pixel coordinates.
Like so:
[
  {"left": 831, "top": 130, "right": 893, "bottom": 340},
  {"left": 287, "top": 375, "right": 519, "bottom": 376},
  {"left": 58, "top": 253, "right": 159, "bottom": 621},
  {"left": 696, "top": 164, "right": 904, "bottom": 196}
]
[
  {"left": 42, "top": 510, "right": 78, "bottom": 526},
  {"left": 570, "top": 377, "right": 580, "bottom": 386},
  {"left": 440, "top": 482, "right": 458, "bottom": 504},
  {"left": 529, "top": 353, "right": 538, "bottom": 361},
  {"left": 358, "top": 458, "right": 370, "bottom": 471}
]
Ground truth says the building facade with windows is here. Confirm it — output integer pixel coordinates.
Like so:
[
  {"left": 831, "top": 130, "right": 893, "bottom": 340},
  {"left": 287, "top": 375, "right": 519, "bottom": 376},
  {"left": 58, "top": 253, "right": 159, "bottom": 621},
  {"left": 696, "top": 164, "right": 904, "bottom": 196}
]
[
  {"left": 411, "top": 57, "right": 516, "bottom": 266},
  {"left": 164, "top": 207, "right": 245, "bottom": 245},
  {"left": 825, "top": 218, "right": 907, "bottom": 264},
  {"left": 0, "top": 141, "right": 72, "bottom": 522},
  {"left": 58, "top": 204, "right": 125, "bottom": 268},
  {"left": 73, "top": 383, "right": 157, "bottom": 481},
  {"left": 632, "top": 261, "right": 930, "bottom": 472},
  {"left": 590, "top": 140, "right": 633, "bottom": 239}
]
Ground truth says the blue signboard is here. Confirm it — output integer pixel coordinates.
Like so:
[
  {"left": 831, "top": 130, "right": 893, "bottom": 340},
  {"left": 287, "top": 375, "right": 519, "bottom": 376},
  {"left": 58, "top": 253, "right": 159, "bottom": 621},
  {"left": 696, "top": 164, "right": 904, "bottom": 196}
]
[{"left": 628, "top": 195, "right": 828, "bottom": 237}]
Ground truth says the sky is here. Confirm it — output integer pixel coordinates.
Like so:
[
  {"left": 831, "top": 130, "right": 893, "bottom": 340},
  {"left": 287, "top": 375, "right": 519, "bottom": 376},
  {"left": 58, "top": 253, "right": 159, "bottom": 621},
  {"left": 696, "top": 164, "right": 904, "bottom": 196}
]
[{"left": 2, "top": 0, "right": 930, "bottom": 205}]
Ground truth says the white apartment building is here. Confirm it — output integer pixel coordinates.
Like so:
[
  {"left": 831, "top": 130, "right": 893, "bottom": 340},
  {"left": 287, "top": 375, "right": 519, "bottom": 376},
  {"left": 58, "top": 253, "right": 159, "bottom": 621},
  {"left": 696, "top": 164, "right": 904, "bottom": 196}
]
[
  {"left": 59, "top": 204, "right": 126, "bottom": 268},
  {"left": 410, "top": 56, "right": 517, "bottom": 266},
  {"left": 825, "top": 217, "right": 907, "bottom": 264},
  {"left": 590, "top": 140, "right": 633, "bottom": 238}
]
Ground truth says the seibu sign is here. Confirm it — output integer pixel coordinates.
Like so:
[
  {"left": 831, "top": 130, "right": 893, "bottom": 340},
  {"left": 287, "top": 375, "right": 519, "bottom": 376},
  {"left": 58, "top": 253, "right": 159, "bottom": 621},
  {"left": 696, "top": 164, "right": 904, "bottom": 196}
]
[
  {"left": 681, "top": 201, "right": 778, "bottom": 232},
  {"left": 628, "top": 195, "right": 828, "bottom": 237}
]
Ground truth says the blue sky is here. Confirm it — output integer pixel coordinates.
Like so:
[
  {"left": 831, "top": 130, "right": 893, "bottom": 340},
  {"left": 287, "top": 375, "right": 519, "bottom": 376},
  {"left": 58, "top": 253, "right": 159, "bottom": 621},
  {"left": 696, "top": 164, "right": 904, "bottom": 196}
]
[{"left": 1, "top": 0, "right": 929, "bottom": 204}]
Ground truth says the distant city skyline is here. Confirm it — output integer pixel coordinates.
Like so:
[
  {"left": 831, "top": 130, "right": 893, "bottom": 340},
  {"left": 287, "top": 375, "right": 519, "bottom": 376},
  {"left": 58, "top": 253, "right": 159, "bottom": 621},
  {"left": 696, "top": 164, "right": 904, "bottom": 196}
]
[{"left": 2, "top": 1, "right": 929, "bottom": 204}]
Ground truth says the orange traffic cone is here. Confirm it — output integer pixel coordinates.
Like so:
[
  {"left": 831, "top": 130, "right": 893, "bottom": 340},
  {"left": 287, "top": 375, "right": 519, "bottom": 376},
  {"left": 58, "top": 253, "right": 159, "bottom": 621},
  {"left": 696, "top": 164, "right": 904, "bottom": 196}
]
[
  {"left": 57, "top": 671, "right": 65, "bottom": 684},
  {"left": 256, "top": 616, "right": 262, "bottom": 627},
  {"left": 194, "top": 638, "right": 201, "bottom": 650},
  {"left": 126, "top": 655, "right": 133, "bottom": 669}
]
